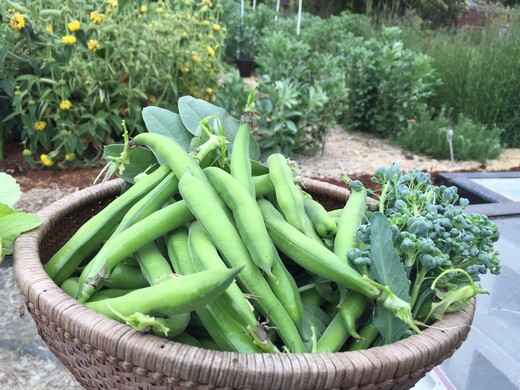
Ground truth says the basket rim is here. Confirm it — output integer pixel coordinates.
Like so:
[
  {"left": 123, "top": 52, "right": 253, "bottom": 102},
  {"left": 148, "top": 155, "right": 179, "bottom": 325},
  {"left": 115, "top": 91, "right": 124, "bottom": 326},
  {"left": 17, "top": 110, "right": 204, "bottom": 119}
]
[{"left": 13, "top": 177, "right": 475, "bottom": 389}]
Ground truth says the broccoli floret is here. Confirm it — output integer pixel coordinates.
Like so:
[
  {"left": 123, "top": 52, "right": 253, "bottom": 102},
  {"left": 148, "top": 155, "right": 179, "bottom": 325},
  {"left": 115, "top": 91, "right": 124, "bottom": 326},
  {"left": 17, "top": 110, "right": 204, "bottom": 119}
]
[{"left": 363, "top": 163, "right": 501, "bottom": 316}]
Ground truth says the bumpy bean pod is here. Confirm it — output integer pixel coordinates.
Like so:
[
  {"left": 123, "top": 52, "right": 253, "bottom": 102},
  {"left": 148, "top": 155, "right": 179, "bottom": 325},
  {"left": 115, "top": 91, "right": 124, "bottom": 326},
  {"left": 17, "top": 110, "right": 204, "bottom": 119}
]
[
  {"left": 167, "top": 228, "right": 269, "bottom": 353},
  {"left": 112, "top": 171, "right": 179, "bottom": 236},
  {"left": 178, "top": 172, "right": 304, "bottom": 352},
  {"left": 188, "top": 221, "right": 257, "bottom": 322},
  {"left": 230, "top": 114, "right": 256, "bottom": 197},
  {"left": 266, "top": 245, "right": 305, "bottom": 333},
  {"left": 302, "top": 192, "right": 338, "bottom": 238},
  {"left": 334, "top": 184, "right": 367, "bottom": 262},
  {"left": 76, "top": 200, "right": 195, "bottom": 303},
  {"left": 258, "top": 199, "right": 380, "bottom": 299},
  {"left": 45, "top": 164, "right": 171, "bottom": 285},
  {"left": 204, "top": 166, "right": 274, "bottom": 277},
  {"left": 85, "top": 266, "right": 244, "bottom": 319},
  {"left": 266, "top": 153, "right": 319, "bottom": 241}
]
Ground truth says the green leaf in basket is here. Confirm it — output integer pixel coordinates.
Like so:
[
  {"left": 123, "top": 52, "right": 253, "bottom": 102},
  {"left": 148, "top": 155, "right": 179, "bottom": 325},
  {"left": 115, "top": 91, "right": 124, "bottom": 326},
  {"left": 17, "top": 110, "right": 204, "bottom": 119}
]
[
  {"left": 368, "top": 212, "right": 412, "bottom": 345},
  {"left": 142, "top": 106, "right": 192, "bottom": 152}
]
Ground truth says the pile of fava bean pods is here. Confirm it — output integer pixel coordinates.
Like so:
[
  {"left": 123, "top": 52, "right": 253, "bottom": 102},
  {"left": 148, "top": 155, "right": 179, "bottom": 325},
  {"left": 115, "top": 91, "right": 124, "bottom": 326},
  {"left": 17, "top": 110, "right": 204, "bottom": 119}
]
[{"left": 44, "top": 122, "right": 417, "bottom": 354}]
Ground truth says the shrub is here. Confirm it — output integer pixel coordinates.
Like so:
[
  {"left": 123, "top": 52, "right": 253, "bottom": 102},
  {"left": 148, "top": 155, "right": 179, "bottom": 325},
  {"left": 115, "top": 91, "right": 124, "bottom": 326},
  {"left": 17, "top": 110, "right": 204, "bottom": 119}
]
[
  {"left": 340, "top": 26, "right": 441, "bottom": 138},
  {"left": 1, "top": 0, "right": 227, "bottom": 167},
  {"left": 396, "top": 108, "right": 504, "bottom": 163},
  {"left": 254, "top": 32, "right": 349, "bottom": 157}
]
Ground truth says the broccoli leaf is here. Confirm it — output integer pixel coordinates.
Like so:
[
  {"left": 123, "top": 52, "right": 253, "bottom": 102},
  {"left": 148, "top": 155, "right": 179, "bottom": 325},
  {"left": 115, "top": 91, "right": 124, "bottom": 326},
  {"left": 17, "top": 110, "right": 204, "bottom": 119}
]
[{"left": 368, "top": 212, "right": 412, "bottom": 345}]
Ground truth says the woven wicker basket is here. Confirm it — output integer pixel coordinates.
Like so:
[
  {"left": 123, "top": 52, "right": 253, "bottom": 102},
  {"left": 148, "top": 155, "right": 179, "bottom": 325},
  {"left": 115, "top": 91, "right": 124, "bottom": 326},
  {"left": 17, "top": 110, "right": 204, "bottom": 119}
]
[{"left": 13, "top": 178, "right": 475, "bottom": 390}]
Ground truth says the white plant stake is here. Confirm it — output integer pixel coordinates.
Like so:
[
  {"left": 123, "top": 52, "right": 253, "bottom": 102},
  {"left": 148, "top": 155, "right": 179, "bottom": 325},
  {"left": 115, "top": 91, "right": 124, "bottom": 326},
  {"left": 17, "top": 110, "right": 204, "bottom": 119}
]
[
  {"left": 445, "top": 128, "right": 455, "bottom": 165},
  {"left": 297, "top": 0, "right": 302, "bottom": 36},
  {"left": 275, "top": 0, "right": 280, "bottom": 23}
]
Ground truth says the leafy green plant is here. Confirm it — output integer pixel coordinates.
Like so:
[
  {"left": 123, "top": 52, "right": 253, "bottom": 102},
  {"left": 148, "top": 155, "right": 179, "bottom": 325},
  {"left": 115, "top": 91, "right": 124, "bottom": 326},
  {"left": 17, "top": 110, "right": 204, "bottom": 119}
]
[
  {"left": 340, "top": 26, "right": 441, "bottom": 137},
  {"left": 396, "top": 107, "right": 504, "bottom": 162},
  {"left": 0, "top": 172, "right": 42, "bottom": 265},
  {"left": 253, "top": 32, "right": 348, "bottom": 156},
  {"left": 401, "top": 11, "right": 520, "bottom": 147},
  {"left": 1, "top": 0, "right": 227, "bottom": 167},
  {"left": 220, "top": 1, "right": 277, "bottom": 60}
]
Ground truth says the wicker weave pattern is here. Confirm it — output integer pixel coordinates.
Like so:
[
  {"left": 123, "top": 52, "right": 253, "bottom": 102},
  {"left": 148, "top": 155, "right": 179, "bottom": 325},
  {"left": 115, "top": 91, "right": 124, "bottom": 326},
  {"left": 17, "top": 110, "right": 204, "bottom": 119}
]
[{"left": 13, "top": 178, "right": 475, "bottom": 390}]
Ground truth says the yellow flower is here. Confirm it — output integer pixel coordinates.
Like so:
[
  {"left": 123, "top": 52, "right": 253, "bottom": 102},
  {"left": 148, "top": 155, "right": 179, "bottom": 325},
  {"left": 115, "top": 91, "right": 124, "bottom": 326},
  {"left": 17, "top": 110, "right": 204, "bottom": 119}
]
[
  {"left": 40, "top": 154, "right": 54, "bottom": 167},
  {"left": 203, "top": 20, "right": 210, "bottom": 25},
  {"left": 90, "top": 11, "right": 105, "bottom": 23},
  {"left": 68, "top": 19, "right": 80, "bottom": 32},
  {"left": 60, "top": 100, "right": 72, "bottom": 110},
  {"left": 201, "top": 0, "right": 212, "bottom": 7},
  {"left": 140, "top": 5, "right": 148, "bottom": 13},
  {"left": 9, "top": 13, "right": 25, "bottom": 31},
  {"left": 148, "top": 23, "right": 153, "bottom": 29},
  {"left": 46, "top": 24, "right": 53, "bottom": 33},
  {"left": 181, "top": 31, "right": 188, "bottom": 38},
  {"left": 156, "top": 7, "right": 164, "bottom": 13},
  {"left": 106, "top": 7, "right": 113, "bottom": 14},
  {"left": 212, "top": 23, "right": 221, "bottom": 31},
  {"left": 62, "top": 35, "right": 77, "bottom": 45},
  {"left": 87, "top": 39, "right": 99, "bottom": 52},
  {"left": 191, "top": 54, "right": 201, "bottom": 63},
  {"left": 207, "top": 46, "right": 215, "bottom": 57},
  {"left": 205, "top": 87, "right": 213, "bottom": 95},
  {"left": 148, "top": 95, "right": 158, "bottom": 104},
  {"left": 109, "top": 0, "right": 118, "bottom": 5},
  {"left": 65, "top": 152, "right": 75, "bottom": 161},
  {"left": 184, "top": 65, "right": 190, "bottom": 73},
  {"left": 34, "top": 121, "right": 47, "bottom": 131}
]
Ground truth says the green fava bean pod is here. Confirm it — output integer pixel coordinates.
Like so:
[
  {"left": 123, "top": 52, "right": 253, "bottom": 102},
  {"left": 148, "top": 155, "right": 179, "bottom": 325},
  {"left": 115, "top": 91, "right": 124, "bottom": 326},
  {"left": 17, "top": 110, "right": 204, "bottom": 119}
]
[
  {"left": 135, "top": 241, "right": 173, "bottom": 286},
  {"left": 266, "top": 246, "right": 305, "bottom": 333},
  {"left": 187, "top": 221, "right": 257, "bottom": 321},
  {"left": 266, "top": 153, "right": 319, "bottom": 241},
  {"left": 315, "top": 313, "right": 349, "bottom": 353},
  {"left": 135, "top": 240, "right": 190, "bottom": 339},
  {"left": 45, "top": 164, "right": 171, "bottom": 285},
  {"left": 104, "top": 262, "right": 149, "bottom": 290},
  {"left": 204, "top": 166, "right": 274, "bottom": 277},
  {"left": 315, "top": 290, "right": 368, "bottom": 353},
  {"left": 258, "top": 199, "right": 380, "bottom": 299},
  {"left": 302, "top": 193, "right": 338, "bottom": 239},
  {"left": 76, "top": 200, "right": 195, "bottom": 303},
  {"left": 266, "top": 153, "right": 304, "bottom": 227},
  {"left": 85, "top": 266, "right": 244, "bottom": 320},
  {"left": 166, "top": 229, "right": 267, "bottom": 353},
  {"left": 339, "top": 290, "right": 367, "bottom": 340},
  {"left": 334, "top": 185, "right": 367, "bottom": 263},
  {"left": 112, "top": 171, "right": 179, "bottom": 236},
  {"left": 188, "top": 221, "right": 280, "bottom": 353},
  {"left": 347, "top": 322, "right": 380, "bottom": 351},
  {"left": 252, "top": 174, "right": 275, "bottom": 197},
  {"left": 230, "top": 115, "right": 256, "bottom": 197},
  {"left": 178, "top": 172, "right": 304, "bottom": 353}
]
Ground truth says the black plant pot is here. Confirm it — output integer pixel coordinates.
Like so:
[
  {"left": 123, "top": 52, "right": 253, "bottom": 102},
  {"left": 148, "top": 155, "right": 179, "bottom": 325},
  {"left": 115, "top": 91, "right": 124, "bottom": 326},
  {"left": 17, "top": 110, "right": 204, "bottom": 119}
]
[{"left": 236, "top": 58, "right": 256, "bottom": 77}]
